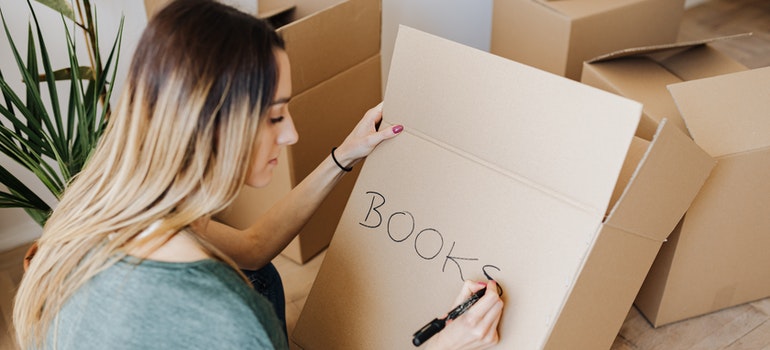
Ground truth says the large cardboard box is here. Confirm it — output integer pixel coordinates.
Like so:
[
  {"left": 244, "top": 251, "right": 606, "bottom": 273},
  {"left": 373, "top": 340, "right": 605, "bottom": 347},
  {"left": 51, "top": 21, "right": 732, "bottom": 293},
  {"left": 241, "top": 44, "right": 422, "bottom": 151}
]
[
  {"left": 580, "top": 37, "right": 768, "bottom": 327},
  {"left": 633, "top": 67, "right": 770, "bottom": 327},
  {"left": 581, "top": 34, "right": 749, "bottom": 139},
  {"left": 292, "top": 26, "right": 714, "bottom": 350},
  {"left": 145, "top": 0, "right": 382, "bottom": 263},
  {"left": 491, "top": 0, "right": 685, "bottom": 81}
]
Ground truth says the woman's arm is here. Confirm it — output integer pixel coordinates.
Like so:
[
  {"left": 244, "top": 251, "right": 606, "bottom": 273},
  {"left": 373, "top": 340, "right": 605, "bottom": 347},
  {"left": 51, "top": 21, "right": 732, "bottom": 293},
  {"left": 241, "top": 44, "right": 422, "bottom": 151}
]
[{"left": 198, "top": 103, "right": 403, "bottom": 269}]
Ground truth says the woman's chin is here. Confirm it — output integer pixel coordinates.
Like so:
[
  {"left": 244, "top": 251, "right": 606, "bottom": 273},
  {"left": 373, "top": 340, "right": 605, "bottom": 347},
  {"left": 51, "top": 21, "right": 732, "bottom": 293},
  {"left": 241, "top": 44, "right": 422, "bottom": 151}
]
[{"left": 245, "top": 174, "right": 272, "bottom": 188}]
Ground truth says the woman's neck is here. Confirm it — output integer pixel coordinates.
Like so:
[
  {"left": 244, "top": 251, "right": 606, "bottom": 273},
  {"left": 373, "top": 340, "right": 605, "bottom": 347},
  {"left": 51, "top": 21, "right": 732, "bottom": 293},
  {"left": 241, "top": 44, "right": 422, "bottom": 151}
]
[
  {"left": 144, "top": 232, "right": 211, "bottom": 262},
  {"left": 127, "top": 225, "right": 211, "bottom": 263}
]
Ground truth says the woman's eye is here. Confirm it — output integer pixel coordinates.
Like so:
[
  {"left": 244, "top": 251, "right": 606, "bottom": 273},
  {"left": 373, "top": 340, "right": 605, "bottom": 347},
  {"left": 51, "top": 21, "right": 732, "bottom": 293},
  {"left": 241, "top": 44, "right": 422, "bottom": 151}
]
[{"left": 270, "top": 116, "right": 284, "bottom": 124}]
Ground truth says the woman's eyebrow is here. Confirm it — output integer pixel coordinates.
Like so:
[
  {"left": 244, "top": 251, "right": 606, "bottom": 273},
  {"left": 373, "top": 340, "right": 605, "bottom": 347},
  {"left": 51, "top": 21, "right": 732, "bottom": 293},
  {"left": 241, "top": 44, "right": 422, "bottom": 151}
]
[{"left": 270, "top": 97, "right": 291, "bottom": 106}]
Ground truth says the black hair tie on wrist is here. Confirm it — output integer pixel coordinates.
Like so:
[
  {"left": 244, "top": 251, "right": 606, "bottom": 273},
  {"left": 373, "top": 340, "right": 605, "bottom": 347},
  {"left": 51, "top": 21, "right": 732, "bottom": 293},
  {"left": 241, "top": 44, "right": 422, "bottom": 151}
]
[{"left": 331, "top": 147, "right": 353, "bottom": 172}]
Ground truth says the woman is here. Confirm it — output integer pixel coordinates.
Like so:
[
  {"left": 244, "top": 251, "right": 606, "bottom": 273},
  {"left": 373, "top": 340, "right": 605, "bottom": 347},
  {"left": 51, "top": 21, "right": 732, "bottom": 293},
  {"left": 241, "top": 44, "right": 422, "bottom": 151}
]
[{"left": 14, "top": 0, "right": 503, "bottom": 349}]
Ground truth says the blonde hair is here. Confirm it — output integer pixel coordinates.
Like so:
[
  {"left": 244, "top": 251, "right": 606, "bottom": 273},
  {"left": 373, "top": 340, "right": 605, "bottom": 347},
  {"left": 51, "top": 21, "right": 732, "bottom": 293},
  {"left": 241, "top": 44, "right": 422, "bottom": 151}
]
[{"left": 14, "top": 0, "right": 285, "bottom": 347}]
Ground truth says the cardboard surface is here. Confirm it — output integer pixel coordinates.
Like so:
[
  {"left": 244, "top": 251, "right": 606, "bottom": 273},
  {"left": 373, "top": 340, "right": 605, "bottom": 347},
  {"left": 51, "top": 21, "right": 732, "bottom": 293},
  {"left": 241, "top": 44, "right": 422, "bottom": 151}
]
[
  {"left": 581, "top": 35, "right": 749, "bottom": 138},
  {"left": 491, "top": 0, "right": 685, "bottom": 80},
  {"left": 635, "top": 66, "right": 770, "bottom": 327},
  {"left": 257, "top": 0, "right": 296, "bottom": 18},
  {"left": 278, "top": 0, "right": 379, "bottom": 96},
  {"left": 669, "top": 68, "right": 770, "bottom": 157},
  {"left": 293, "top": 26, "right": 713, "bottom": 349}
]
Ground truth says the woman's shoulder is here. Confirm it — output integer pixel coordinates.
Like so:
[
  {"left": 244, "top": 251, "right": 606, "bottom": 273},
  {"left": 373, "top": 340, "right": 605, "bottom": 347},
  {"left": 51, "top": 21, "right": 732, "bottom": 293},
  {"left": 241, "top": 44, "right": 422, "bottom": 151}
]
[
  {"left": 114, "top": 257, "right": 269, "bottom": 317},
  {"left": 54, "top": 258, "right": 286, "bottom": 349}
]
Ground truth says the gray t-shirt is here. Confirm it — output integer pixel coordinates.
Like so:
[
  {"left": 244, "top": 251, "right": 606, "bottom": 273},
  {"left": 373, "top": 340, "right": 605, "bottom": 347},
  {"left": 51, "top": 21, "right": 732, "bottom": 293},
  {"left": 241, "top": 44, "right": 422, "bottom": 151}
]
[{"left": 48, "top": 257, "right": 288, "bottom": 349}]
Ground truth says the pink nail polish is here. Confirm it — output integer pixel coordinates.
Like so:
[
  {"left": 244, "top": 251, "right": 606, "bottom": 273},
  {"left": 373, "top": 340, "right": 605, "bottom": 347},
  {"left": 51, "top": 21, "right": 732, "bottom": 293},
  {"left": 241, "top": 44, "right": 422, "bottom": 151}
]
[{"left": 392, "top": 125, "right": 404, "bottom": 134}]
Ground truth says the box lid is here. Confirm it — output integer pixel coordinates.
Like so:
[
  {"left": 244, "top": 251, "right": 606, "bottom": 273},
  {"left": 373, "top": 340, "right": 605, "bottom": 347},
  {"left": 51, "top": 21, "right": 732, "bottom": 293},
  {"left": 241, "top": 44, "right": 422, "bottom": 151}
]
[
  {"left": 669, "top": 66, "right": 770, "bottom": 157},
  {"left": 385, "top": 25, "right": 641, "bottom": 216}
]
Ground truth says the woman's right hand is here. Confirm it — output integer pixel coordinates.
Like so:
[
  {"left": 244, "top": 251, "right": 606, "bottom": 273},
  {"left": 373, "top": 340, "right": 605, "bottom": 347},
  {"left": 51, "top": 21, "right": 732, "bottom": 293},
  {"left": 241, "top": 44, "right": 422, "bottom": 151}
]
[
  {"left": 331, "top": 102, "right": 403, "bottom": 170},
  {"left": 424, "top": 280, "right": 504, "bottom": 350}
]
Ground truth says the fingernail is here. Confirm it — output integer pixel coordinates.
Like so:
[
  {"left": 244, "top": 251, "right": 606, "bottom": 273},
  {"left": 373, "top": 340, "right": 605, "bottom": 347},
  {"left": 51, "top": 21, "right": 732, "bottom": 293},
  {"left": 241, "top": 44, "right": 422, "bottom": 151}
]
[
  {"left": 392, "top": 125, "right": 404, "bottom": 134},
  {"left": 477, "top": 281, "right": 487, "bottom": 286}
]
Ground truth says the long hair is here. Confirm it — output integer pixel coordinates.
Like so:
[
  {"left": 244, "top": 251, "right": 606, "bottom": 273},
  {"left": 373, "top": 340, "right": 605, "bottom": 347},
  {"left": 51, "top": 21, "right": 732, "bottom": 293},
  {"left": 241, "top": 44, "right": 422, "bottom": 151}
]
[{"left": 14, "top": 0, "right": 285, "bottom": 347}]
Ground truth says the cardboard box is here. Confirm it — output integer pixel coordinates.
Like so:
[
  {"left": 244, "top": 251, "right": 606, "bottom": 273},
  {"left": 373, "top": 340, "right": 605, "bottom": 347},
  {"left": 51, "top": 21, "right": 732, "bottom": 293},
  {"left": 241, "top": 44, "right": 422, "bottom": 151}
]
[
  {"left": 581, "top": 34, "right": 749, "bottom": 139},
  {"left": 257, "top": 0, "right": 296, "bottom": 19},
  {"left": 292, "top": 26, "right": 714, "bottom": 349},
  {"left": 146, "top": 0, "right": 380, "bottom": 96},
  {"left": 633, "top": 67, "right": 770, "bottom": 327},
  {"left": 490, "top": 0, "right": 685, "bottom": 81},
  {"left": 145, "top": 0, "right": 382, "bottom": 263},
  {"left": 580, "top": 36, "right": 766, "bottom": 326},
  {"left": 217, "top": 54, "right": 383, "bottom": 263}
]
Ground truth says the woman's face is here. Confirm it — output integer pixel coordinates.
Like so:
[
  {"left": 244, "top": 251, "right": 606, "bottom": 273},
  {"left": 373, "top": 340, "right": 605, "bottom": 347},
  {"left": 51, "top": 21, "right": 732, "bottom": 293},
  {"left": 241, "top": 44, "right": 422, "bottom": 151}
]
[{"left": 245, "top": 49, "right": 298, "bottom": 188}]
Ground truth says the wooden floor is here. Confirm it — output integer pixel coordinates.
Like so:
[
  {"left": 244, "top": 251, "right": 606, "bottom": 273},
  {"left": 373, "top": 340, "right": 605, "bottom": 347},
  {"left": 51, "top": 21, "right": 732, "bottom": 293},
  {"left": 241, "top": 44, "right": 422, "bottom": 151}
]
[
  {"left": 677, "top": 0, "right": 770, "bottom": 69},
  {"left": 0, "top": 244, "right": 25, "bottom": 350},
  {"left": 1, "top": 0, "right": 769, "bottom": 349}
]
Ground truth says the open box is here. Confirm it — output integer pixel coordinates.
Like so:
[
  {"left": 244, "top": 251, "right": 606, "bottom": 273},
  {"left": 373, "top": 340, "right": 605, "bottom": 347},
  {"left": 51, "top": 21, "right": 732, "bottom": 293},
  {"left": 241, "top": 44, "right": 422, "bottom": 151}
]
[
  {"left": 634, "top": 66, "right": 770, "bottom": 327},
  {"left": 581, "top": 34, "right": 750, "bottom": 139},
  {"left": 490, "top": 0, "right": 685, "bottom": 81},
  {"left": 291, "top": 26, "right": 714, "bottom": 349},
  {"left": 144, "top": 0, "right": 383, "bottom": 264},
  {"left": 580, "top": 36, "right": 770, "bottom": 327}
]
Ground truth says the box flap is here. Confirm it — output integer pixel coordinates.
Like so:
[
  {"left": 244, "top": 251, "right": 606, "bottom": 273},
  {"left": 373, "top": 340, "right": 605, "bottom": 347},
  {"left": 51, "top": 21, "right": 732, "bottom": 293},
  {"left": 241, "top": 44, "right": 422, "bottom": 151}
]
[
  {"left": 293, "top": 26, "right": 643, "bottom": 349},
  {"left": 657, "top": 45, "right": 747, "bottom": 81},
  {"left": 605, "top": 119, "right": 715, "bottom": 241},
  {"left": 581, "top": 57, "right": 689, "bottom": 135},
  {"left": 587, "top": 33, "right": 752, "bottom": 63},
  {"left": 669, "top": 66, "right": 770, "bottom": 157},
  {"left": 385, "top": 26, "right": 641, "bottom": 215}
]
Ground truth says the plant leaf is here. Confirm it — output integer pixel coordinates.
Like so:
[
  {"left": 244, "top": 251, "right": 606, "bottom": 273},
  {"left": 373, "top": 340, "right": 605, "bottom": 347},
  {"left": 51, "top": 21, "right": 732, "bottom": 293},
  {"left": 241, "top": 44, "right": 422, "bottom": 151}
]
[
  {"left": 32, "top": 0, "right": 75, "bottom": 22},
  {"left": 0, "top": 164, "right": 50, "bottom": 211},
  {"left": 37, "top": 67, "right": 95, "bottom": 81}
]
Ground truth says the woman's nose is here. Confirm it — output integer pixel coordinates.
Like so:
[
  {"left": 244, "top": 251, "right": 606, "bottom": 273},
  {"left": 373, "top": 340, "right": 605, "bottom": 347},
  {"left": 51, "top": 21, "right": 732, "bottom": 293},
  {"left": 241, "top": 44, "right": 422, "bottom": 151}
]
[{"left": 278, "top": 114, "right": 299, "bottom": 146}]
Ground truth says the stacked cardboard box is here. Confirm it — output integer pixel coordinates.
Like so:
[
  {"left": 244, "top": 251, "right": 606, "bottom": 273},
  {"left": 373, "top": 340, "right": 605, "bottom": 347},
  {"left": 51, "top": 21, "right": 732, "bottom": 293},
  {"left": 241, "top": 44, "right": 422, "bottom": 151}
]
[
  {"left": 292, "top": 26, "right": 714, "bottom": 350},
  {"left": 145, "top": 0, "right": 383, "bottom": 264},
  {"left": 491, "top": 0, "right": 686, "bottom": 80}
]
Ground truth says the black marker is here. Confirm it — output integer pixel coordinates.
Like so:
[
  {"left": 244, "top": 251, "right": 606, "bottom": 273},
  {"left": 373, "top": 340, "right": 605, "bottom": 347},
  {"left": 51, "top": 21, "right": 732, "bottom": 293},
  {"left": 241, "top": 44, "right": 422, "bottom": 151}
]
[{"left": 412, "top": 287, "right": 487, "bottom": 347}]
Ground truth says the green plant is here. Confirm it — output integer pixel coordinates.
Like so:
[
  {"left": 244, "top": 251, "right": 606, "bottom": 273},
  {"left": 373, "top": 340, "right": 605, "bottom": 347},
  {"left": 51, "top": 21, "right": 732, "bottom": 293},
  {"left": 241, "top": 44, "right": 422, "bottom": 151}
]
[{"left": 0, "top": 0, "right": 124, "bottom": 226}]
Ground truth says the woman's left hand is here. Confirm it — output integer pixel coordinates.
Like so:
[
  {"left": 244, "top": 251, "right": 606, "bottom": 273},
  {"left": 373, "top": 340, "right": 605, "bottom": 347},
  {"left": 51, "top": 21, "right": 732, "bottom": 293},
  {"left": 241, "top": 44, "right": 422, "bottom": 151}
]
[{"left": 332, "top": 102, "right": 404, "bottom": 168}]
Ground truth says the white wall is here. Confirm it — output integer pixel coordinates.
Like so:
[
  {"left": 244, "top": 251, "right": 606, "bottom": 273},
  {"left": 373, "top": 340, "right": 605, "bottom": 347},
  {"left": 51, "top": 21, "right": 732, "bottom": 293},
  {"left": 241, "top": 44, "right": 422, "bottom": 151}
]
[
  {"left": 0, "top": 0, "right": 261, "bottom": 250},
  {"left": 381, "top": 0, "right": 493, "bottom": 89}
]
